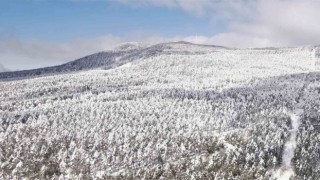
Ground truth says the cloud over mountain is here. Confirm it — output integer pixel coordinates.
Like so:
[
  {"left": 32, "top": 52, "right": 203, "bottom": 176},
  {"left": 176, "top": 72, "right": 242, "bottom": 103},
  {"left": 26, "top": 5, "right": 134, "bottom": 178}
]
[
  {"left": 0, "top": 35, "right": 123, "bottom": 70},
  {"left": 115, "top": 0, "right": 320, "bottom": 47}
]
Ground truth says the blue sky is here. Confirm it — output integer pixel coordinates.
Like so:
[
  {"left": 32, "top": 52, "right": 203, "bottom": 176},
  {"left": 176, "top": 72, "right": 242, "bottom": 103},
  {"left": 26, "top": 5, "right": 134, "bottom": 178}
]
[
  {"left": 1, "top": 0, "right": 320, "bottom": 71},
  {"left": 0, "top": 0, "right": 223, "bottom": 42}
]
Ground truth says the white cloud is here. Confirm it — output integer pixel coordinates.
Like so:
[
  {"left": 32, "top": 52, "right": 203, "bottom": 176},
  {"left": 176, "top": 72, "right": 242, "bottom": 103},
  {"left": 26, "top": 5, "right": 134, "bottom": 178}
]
[
  {"left": 182, "top": 33, "right": 273, "bottom": 48},
  {"left": 0, "top": 35, "right": 122, "bottom": 60},
  {"left": 0, "top": 35, "right": 124, "bottom": 70},
  {"left": 0, "top": 63, "right": 9, "bottom": 72},
  {"left": 113, "top": 0, "right": 215, "bottom": 16},
  {"left": 0, "top": 34, "right": 180, "bottom": 70},
  {"left": 250, "top": 0, "right": 320, "bottom": 46},
  {"left": 114, "top": 0, "right": 320, "bottom": 48}
]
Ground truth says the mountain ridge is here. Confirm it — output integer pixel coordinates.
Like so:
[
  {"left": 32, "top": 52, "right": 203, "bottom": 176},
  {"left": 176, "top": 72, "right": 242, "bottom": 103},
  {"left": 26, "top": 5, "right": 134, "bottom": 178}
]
[
  {"left": 1, "top": 41, "right": 319, "bottom": 81},
  {"left": 0, "top": 41, "right": 228, "bottom": 81}
]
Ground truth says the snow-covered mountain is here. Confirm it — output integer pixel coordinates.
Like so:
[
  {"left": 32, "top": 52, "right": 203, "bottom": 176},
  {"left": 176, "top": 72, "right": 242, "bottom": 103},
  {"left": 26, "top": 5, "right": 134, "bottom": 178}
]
[
  {"left": 0, "top": 42, "right": 320, "bottom": 179},
  {"left": 0, "top": 41, "right": 226, "bottom": 81}
]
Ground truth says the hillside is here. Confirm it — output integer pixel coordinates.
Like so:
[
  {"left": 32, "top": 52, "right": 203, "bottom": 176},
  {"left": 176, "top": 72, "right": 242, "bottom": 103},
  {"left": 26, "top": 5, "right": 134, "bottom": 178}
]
[
  {"left": 0, "top": 42, "right": 320, "bottom": 179},
  {"left": 0, "top": 42, "right": 226, "bottom": 81}
]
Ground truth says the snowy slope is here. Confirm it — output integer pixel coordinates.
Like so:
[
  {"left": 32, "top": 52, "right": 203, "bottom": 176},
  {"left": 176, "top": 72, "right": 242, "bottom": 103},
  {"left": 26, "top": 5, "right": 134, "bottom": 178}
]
[
  {"left": 0, "top": 43, "right": 143, "bottom": 80},
  {"left": 0, "top": 42, "right": 226, "bottom": 81},
  {"left": 0, "top": 42, "right": 320, "bottom": 179}
]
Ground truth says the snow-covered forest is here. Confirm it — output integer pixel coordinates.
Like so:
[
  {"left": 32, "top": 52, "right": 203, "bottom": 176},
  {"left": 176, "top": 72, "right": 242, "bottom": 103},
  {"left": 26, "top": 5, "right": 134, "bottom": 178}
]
[{"left": 0, "top": 42, "right": 320, "bottom": 179}]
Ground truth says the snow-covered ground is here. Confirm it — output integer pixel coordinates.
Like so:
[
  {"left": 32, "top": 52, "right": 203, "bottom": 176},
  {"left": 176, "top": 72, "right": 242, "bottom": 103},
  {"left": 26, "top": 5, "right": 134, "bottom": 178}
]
[
  {"left": 0, "top": 42, "right": 320, "bottom": 179},
  {"left": 274, "top": 109, "right": 303, "bottom": 180}
]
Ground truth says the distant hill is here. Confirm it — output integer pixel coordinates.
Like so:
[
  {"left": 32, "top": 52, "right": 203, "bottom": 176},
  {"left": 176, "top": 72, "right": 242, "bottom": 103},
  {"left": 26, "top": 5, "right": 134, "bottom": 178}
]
[{"left": 0, "top": 41, "right": 227, "bottom": 81}]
